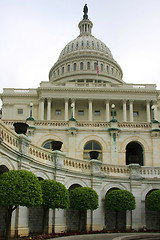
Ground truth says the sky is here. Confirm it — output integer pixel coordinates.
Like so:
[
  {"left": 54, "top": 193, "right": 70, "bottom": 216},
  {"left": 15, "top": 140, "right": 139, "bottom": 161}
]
[{"left": 1, "top": 0, "right": 160, "bottom": 107}]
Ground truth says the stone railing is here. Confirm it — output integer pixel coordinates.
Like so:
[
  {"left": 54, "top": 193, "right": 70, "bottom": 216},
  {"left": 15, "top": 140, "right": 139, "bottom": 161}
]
[
  {"left": 3, "top": 120, "right": 156, "bottom": 130},
  {"left": 0, "top": 120, "right": 19, "bottom": 151},
  {"left": 101, "top": 164, "right": 130, "bottom": 176},
  {"left": 64, "top": 156, "right": 91, "bottom": 173},
  {"left": 118, "top": 122, "right": 152, "bottom": 129},
  {"left": 140, "top": 167, "right": 160, "bottom": 178},
  {"left": 29, "top": 143, "right": 52, "bottom": 162}
]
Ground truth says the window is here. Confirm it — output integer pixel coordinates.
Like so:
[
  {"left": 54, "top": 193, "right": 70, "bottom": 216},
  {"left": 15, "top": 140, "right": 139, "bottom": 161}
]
[
  {"left": 106, "top": 65, "right": 109, "bottom": 72},
  {"left": 67, "top": 65, "right": 70, "bottom": 72},
  {"left": 57, "top": 69, "right": 59, "bottom": 75},
  {"left": 56, "top": 110, "right": 61, "bottom": 115},
  {"left": 73, "top": 63, "right": 77, "bottom": 71},
  {"left": 94, "top": 62, "right": 97, "bottom": 70},
  {"left": 84, "top": 140, "right": 102, "bottom": 160},
  {"left": 94, "top": 110, "right": 100, "bottom": 116},
  {"left": 101, "top": 64, "right": 103, "bottom": 71},
  {"left": 42, "top": 141, "right": 52, "bottom": 150},
  {"left": 87, "top": 62, "right": 90, "bottom": 70},
  {"left": 62, "top": 67, "right": 64, "bottom": 74},
  {"left": 80, "top": 62, "right": 83, "bottom": 70},
  {"left": 78, "top": 110, "right": 84, "bottom": 116},
  {"left": 17, "top": 109, "right": 23, "bottom": 114},
  {"left": 133, "top": 111, "right": 139, "bottom": 117}
]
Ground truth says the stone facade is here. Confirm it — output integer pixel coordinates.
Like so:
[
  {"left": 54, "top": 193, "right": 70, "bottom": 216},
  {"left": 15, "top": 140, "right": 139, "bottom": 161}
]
[{"left": 0, "top": 5, "right": 160, "bottom": 237}]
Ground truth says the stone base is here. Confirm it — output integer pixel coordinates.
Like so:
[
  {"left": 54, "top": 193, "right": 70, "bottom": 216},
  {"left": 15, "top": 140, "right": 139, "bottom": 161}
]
[
  {"left": 11, "top": 227, "right": 29, "bottom": 237},
  {"left": 54, "top": 224, "right": 67, "bottom": 233}
]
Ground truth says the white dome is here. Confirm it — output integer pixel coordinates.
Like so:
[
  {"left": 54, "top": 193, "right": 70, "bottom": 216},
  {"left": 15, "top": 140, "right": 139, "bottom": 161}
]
[{"left": 49, "top": 8, "right": 123, "bottom": 85}]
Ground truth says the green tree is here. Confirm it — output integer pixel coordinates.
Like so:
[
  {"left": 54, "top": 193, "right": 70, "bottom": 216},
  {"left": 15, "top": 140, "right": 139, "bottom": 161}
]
[
  {"left": 40, "top": 179, "right": 70, "bottom": 234},
  {"left": 105, "top": 189, "right": 136, "bottom": 230},
  {"left": 0, "top": 170, "right": 42, "bottom": 240},
  {"left": 146, "top": 190, "right": 160, "bottom": 211},
  {"left": 69, "top": 187, "right": 98, "bottom": 231}
]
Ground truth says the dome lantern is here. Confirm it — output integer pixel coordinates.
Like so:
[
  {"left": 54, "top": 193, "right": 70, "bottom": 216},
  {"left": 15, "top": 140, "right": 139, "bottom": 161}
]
[{"left": 78, "top": 4, "right": 93, "bottom": 36}]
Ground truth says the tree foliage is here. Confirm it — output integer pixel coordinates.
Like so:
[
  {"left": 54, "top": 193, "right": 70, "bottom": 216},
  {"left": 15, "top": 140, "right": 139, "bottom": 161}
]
[
  {"left": 146, "top": 190, "right": 160, "bottom": 211},
  {"left": 0, "top": 169, "right": 42, "bottom": 208},
  {"left": 105, "top": 189, "right": 135, "bottom": 211},
  {"left": 40, "top": 179, "right": 70, "bottom": 209},
  {"left": 0, "top": 169, "right": 42, "bottom": 240},
  {"left": 70, "top": 187, "right": 98, "bottom": 210}
]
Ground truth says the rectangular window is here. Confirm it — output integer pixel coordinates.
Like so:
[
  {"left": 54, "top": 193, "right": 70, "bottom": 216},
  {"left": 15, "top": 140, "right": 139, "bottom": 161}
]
[
  {"left": 78, "top": 110, "right": 84, "bottom": 116},
  {"left": 17, "top": 109, "right": 23, "bottom": 114},
  {"left": 55, "top": 110, "right": 61, "bottom": 115},
  {"left": 94, "top": 110, "right": 100, "bottom": 116},
  {"left": 133, "top": 111, "right": 139, "bottom": 117},
  {"left": 111, "top": 111, "right": 116, "bottom": 116}
]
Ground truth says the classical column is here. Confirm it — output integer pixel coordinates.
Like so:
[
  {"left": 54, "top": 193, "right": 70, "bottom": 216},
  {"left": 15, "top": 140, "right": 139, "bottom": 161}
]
[
  {"left": 129, "top": 100, "right": 133, "bottom": 122},
  {"left": 71, "top": 99, "right": 76, "bottom": 119},
  {"left": 146, "top": 101, "right": 151, "bottom": 123},
  {"left": 64, "top": 98, "right": 69, "bottom": 121},
  {"left": 153, "top": 101, "right": 158, "bottom": 120},
  {"left": 88, "top": 99, "right": 93, "bottom": 121},
  {"left": 123, "top": 100, "right": 127, "bottom": 122},
  {"left": 39, "top": 98, "right": 45, "bottom": 120},
  {"left": 47, "top": 98, "right": 52, "bottom": 120},
  {"left": 105, "top": 100, "right": 110, "bottom": 122}
]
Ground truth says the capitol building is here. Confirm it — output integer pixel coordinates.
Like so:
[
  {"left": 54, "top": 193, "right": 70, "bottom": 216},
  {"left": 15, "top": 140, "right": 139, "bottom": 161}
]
[{"left": 0, "top": 5, "right": 160, "bottom": 237}]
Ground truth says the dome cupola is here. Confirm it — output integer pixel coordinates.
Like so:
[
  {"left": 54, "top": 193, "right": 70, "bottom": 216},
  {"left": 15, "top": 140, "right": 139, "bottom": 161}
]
[{"left": 49, "top": 5, "right": 124, "bottom": 85}]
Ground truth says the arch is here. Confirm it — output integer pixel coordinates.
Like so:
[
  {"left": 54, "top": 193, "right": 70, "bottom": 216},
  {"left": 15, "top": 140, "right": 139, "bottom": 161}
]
[
  {"left": 33, "top": 171, "right": 50, "bottom": 180},
  {"left": 0, "top": 155, "right": 15, "bottom": 171},
  {"left": 101, "top": 183, "right": 128, "bottom": 199},
  {"left": 145, "top": 189, "right": 160, "bottom": 230},
  {"left": 120, "top": 136, "right": 150, "bottom": 152},
  {"left": 37, "top": 134, "right": 64, "bottom": 150},
  {"left": 65, "top": 178, "right": 88, "bottom": 190},
  {"left": 126, "top": 141, "right": 144, "bottom": 166},
  {"left": 78, "top": 135, "right": 108, "bottom": 152},
  {"left": 142, "top": 185, "right": 160, "bottom": 201}
]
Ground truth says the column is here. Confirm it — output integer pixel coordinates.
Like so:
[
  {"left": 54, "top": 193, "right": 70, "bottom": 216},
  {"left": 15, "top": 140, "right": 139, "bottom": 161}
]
[
  {"left": 153, "top": 101, "right": 158, "bottom": 120},
  {"left": 64, "top": 99, "right": 69, "bottom": 121},
  {"left": 47, "top": 98, "right": 52, "bottom": 120},
  {"left": 39, "top": 98, "right": 45, "bottom": 120},
  {"left": 88, "top": 99, "right": 93, "bottom": 121},
  {"left": 71, "top": 99, "right": 76, "bottom": 119},
  {"left": 123, "top": 100, "right": 127, "bottom": 122},
  {"left": 146, "top": 101, "right": 151, "bottom": 123},
  {"left": 105, "top": 100, "right": 110, "bottom": 122},
  {"left": 129, "top": 100, "right": 133, "bottom": 122}
]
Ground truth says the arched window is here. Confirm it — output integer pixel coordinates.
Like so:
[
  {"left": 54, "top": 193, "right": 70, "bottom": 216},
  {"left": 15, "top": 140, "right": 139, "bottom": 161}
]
[
  {"left": 74, "top": 63, "right": 77, "bottom": 71},
  {"left": 80, "top": 62, "right": 83, "bottom": 70},
  {"left": 84, "top": 140, "right": 102, "bottom": 160},
  {"left": 42, "top": 140, "right": 52, "bottom": 150},
  {"left": 126, "top": 141, "right": 144, "bottom": 166},
  {"left": 87, "top": 62, "right": 90, "bottom": 70},
  {"left": 101, "top": 64, "right": 103, "bottom": 71},
  {"left": 94, "top": 62, "right": 97, "bottom": 70},
  {"left": 62, "top": 66, "right": 64, "bottom": 74},
  {"left": 0, "top": 165, "right": 9, "bottom": 176},
  {"left": 67, "top": 64, "right": 70, "bottom": 72}
]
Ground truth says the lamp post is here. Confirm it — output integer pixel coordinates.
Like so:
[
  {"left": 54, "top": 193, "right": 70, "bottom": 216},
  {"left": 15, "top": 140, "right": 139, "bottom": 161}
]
[
  {"left": 30, "top": 102, "right": 33, "bottom": 119},
  {"left": 111, "top": 104, "right": 115, "bottom": 120}
]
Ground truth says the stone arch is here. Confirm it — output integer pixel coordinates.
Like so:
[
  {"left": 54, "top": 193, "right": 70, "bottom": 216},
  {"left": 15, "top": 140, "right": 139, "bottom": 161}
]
[
  {"left": 35, "top": 134, "right": 65, "bottom": 151},
  {"left": 101, "top": 183, "right": 128, "bottom": 199},
  {"left": 78, "top": 135, "right": 108, "bottom": 152},
  {"left": 144, "top": 188, "right": 160, "bottom": 230},
  {"left": 126, "top": 141, "right": 144, "bottom": 166},
  {"left": 120, "top": 136, "right": 150, "bottom": 152},
  {"left": 0, "top": 155, "right": 15, "bottom": 171},
  {"left": 66, "top": 181, "right": 87, "bottom": 232},
  {"left": 102, "top": 183, "right": 129, "bottom": 231},
  {"left": 65, "top": 179, "right": 88, "bottom": 190},
  {"left": 33, "top": 171, "right": 50, "bottom": 180}
]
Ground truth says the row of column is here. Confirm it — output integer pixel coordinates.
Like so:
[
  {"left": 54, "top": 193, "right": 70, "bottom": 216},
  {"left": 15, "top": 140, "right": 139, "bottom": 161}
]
[{"left": 38, "top": 98, "right": 157, "bottom": 122}]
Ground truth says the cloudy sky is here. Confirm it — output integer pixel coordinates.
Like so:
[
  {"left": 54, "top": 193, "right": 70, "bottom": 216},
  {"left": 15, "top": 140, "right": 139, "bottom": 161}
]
[{"left": 1, "top": 0, "right": 160, "bottom": 107}]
